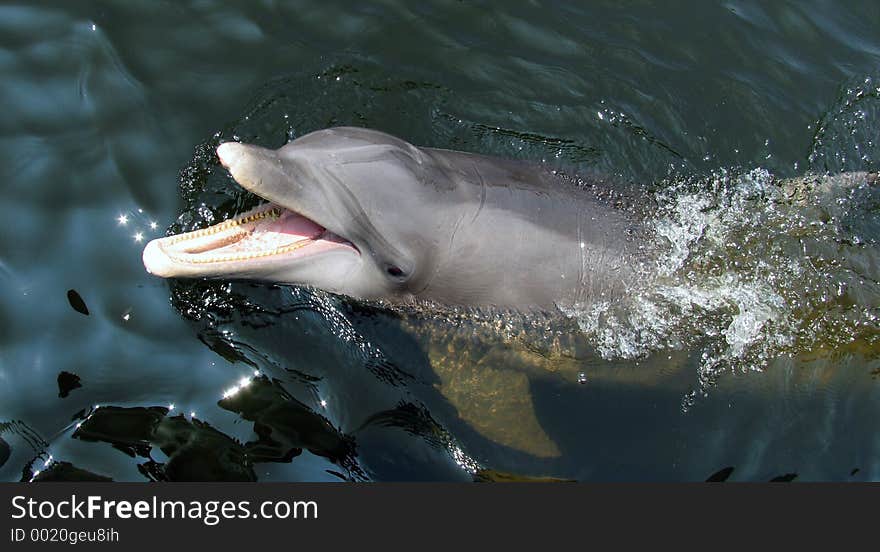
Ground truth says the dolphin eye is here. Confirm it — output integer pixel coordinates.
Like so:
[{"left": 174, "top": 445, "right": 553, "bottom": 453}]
[{"left": 386, "top": 265, "right": 405, "bottom": 278}]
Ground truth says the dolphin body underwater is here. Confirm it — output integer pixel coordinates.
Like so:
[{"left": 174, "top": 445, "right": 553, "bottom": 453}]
[{"left": 143, "top": 127, "right": 642, "bottom": 311}]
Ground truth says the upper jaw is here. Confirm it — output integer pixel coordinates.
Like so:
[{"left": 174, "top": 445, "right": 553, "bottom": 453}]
[
  {"left": 215, "top": 141, "right": 297, "bottom": 211},
  {"left": 216, "top": 141, "right": 247, "bottom": 172},
  {"left": 215, "top": 141, "right": 344, "bottom": 242}
]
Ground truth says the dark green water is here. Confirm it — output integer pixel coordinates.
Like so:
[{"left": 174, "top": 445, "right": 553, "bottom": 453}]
[{"left": 1, "top": 1, "right": 879, "bottom": 482}]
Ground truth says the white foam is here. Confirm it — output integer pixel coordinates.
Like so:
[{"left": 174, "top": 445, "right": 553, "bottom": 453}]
[{"left": 567, "top": 167, "right": 877, "bottom": 396}]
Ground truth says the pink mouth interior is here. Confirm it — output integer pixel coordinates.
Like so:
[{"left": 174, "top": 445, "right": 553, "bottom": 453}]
[
  {"left": 208, "top": 210, "right": 325, "bottom": 255},
  {"left": 167, "top": 204, "right": 356, "bottom": 263},
  {"left": 273, "top": 211, "right": 325, "bottom": 237}
]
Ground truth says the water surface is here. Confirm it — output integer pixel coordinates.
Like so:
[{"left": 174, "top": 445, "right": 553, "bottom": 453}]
[{"left": 1, "top": 1, "right": 879, "bottom": 482}]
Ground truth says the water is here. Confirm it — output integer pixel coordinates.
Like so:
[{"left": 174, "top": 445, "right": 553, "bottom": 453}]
[{"left": 1, "top": 1, "right": 879, "bottom": 482}]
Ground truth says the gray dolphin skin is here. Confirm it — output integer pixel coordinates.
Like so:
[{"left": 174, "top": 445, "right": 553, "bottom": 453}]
[{"left": 143, "top": 127, "right": 641, "bottom": 310}]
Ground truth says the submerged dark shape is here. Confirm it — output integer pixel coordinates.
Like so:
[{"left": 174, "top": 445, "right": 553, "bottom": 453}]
[
  {"left": 769, "top": 473, "right": 798, "bottom": 482},
  {"left": 0, "top": 436, "right": 9, "bottom": 469},
  {"left": 73, "top": 406, "right": 256, "bottom": 481},
  {"left": 66, "top": 289, "right": 89, "bottom": 316},
  {"left": 705, "top": 466, "right": 735, "bottom": 482},
  {"left": 154, "top": 415, "right": 256, "bottom": 482},
  {"left": 57, "top": 371, "right": 82, "bottom": 398},
  {"left": 67, "top": 396, "right": 365, "bottom": 481},
  {"left": 73, "top": 406, "right": 166, "bottom": 458},
  {"left": 29, "top": 461, "right": 112, "bottom": 482},
  {"left": 218, "top": 376, "right": 358, "bottom": 471},
  {"left": 144, "top": 127, "right": 642, "bottom": 311}
]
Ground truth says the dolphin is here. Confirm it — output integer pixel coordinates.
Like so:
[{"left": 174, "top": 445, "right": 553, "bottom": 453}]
[
  {"left": 142, "top": 128, "right": 880, "bottom": 460},
  {"left": 143, "top": 127, "right": 642, "bottom": 311}
]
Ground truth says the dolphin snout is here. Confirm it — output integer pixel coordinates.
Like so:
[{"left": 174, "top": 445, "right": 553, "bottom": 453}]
[
  {"left": 142, "top": 238, "right": 177, "bottom": 277},
  {"left": 217, "top": 142, "right": 247, "bottom": 170},
  {"left": 215, "top": 142, "right": 284, "bottom": 198}
]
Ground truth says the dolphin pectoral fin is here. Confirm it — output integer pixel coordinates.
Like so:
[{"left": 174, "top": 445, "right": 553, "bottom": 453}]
[{"left": 428, "top": 344, "right": 561, "bottom": 459}]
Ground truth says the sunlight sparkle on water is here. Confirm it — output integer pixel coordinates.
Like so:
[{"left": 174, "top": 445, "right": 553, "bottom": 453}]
[
  {"left": 133, "top": 232, "right": 144, "bottom": 242},
  {"left": 117, "top": 214, "right": 128, "bottom": 225}
]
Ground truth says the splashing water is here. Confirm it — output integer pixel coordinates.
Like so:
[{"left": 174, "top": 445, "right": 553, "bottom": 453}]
[
  {"left": 571, "top": 76, "right": 880, "bottom": 392},
  {"left": 568, "top": 75, "right": 880, "bottom": 395},
  {"left": 570, "top": 166, "right": 879, "bottom": 398}
]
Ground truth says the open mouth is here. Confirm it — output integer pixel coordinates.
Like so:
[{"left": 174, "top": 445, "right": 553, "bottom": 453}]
[
  {"left": 160, "top": 201, "right": 352, "bottom": 258},
  {"left": 143, "top": 140, "right": 360, "bottom": 279},
  {"left": 143, "top": 200, "right": 358, "bottom": 277}
]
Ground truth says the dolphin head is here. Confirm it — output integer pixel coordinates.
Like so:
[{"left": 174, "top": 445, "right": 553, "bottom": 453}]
[{"left": 143, "top": 127, "right": 457, "bottom": 301}]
